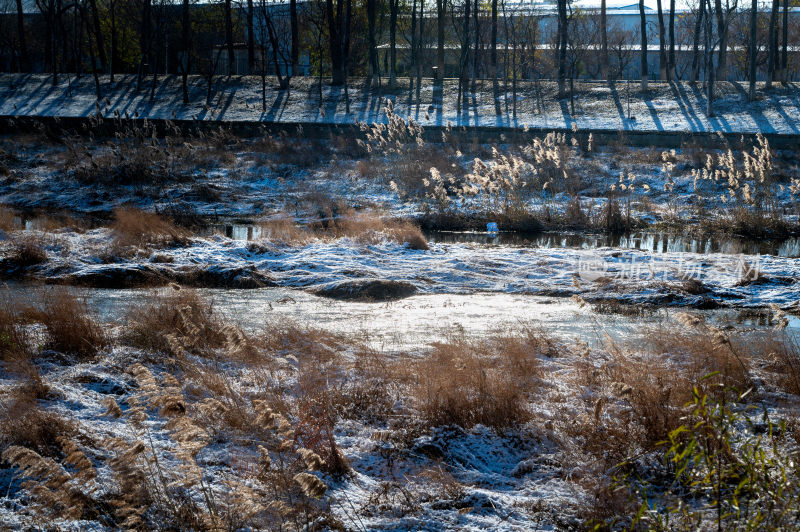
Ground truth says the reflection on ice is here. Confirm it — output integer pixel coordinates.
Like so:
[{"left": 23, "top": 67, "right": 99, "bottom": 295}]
[{"left": 50, "top": 287, "right": 800, "bottom": 352}]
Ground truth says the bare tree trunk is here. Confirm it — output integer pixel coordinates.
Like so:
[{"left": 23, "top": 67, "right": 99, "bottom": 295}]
[
  {"left": 691, "top": 0, "right": 704, "bottom": 82},
  {"left": 74, "top": 2, "right": 81, "bottom": 78},
  {"left": 639, "top": 0, "right": 648, "bottom": 92},
  {"left": 766, "top": 0, "right": 778, "bottom": 89},
  {"left": 182, "top": 0, "right": 190, "bottom": 103},
  {"left": 705, "top": 0, "right": 715, "bottom": 116},
  {"left": 265, "top": 10, "right": 288, "bottom": 88},
  {"left": 409, "top": 0, "right": 418, "bottom": 90},
  {"left": 41, "top": 0, "right": 54, "bottom": 79},
  {"left": 657, "top": 0, "right": 666, "bottom": 80},
  {"left": 491, "top": 0, "right": 499, "bottom": 114},
  {"left": 457, "top": 0, "right": 471, "bottom": 113},
  {"left": 149, "top": 2, "right": 162, "bottom": 102},
  {"left": 668, "top": 0, "right": 676, "bottom": 80},
  {"left": 84, "top": 5, "right": 102, "bottom": 99},
  {"left": 714, "top": 0, "right": 728, "bottom": 81},
  {"left": 436, "top": 0, "right": 445, "bottom": 83},
  {"left": 109, "top": 0, "right": 117, "bottom": 81},
  {"left": 327, "top": 0, "right": 347, "bottom": 85},
  {"left": 225, "top": 0, "right": 234, "bottom": 76},
  {"left": 389, "top": 0, "right": 398, "bottom": 87},
  {"left": 781, "top": 0, "right": 788, "bottom": 83},
  {"left": 247, "top": 0, "right": 254, "bottom": 73},
  {"left": 138, "top": 0, "right": 151, "bottom": 89},
  {"left": 472, "top": 0, "right": 479, "bottom": 84},
  {"left": 15, "top": 0, "right": 29, "bottom": 71},
  {"left": 88, "top": 0, "right": 106, "bottom": 71},
  {"left": 261, "top": 42, "right": 267, "bottom": 111},
  {"left": 367, "top": 0, "right": 378, "bottom": 83},
  {"left": 601, "top": 0, "right": 608, "bottom": 79},
  {"left": 290, "top": 0, "right": 298, "bottom": 75},
  {"left": 748, "top": 0, "right": 757, "bottom": 99},
  {"left": 557, "top": 0, "right": 567, "bottom": 98},
  {"left": 416, "top": 0, "right": 424, "bottom": 102},
  {"left": 343, "top": 0, "right": 351, "bottom": 112}
]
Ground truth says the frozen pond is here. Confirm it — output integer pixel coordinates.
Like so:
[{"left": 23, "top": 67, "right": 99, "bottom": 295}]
[{"left": 9, "top": 285, "right": 798, "bottom": 352}]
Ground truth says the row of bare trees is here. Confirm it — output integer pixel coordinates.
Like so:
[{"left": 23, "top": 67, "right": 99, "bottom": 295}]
[{"left": 1, "top": 0, "right": 798, "bottom": 114}]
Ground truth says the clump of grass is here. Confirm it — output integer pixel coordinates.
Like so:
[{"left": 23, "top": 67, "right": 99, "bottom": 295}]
[
  {"left": 253, "top": 132, "right": 333, "bottom": 168},
  {"left": 388, "top": 221, "right": 429, "bottom": 250},
  {"left": 254, "top": 211, "right": 429, "bottom": 250},
  {"left": 0, "top": 290, "right": 34, "bottom": 367},
  {"left": 412, "top": 329, "right": 547, "bottom": 429},
  {"left": 6, "top": 233, "right": 48, "bottom": 268},
  {"left": 649, "top": 316, "right": 751, "bottom": 391},
  {"left": 256, "top": 215, "right": 314, "bottom": 246},
  {"left": 123, "top": 287, "right": 226, "bottom": 356},
  {"left": 111, "top": 207, "right": 187, "bottom": 248},
  {"left": 334, "top": 212, "right": 428, "bottom": 249},
  {"left": 0, "top": 387, "right": 75, "bottom": 458},
  {"left": 564, "top": 196, "right": 590, "bottom": 228},
  {"left": 27, "top": 289, "right": 109, "bottom": 360},
  {"left": 0, "top": 205, "right": 16, "bottom": 231}
]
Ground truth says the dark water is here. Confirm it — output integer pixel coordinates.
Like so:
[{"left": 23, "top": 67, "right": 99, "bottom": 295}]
[
  {"left": 424, "top": 230, "right": 800, "bottom": 258},
  {"left": 207, "top": 222, "right": 799, "bottom": 258}
]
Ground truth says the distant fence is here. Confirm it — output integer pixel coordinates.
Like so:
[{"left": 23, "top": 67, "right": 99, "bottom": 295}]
[{"left": 1, "top": 114, "right": 798, "bottom": 150}]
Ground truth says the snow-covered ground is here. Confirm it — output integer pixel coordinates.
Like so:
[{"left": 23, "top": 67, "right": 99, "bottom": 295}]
[
  {"left": 1, "top": 281, "right": 797, "bottom": 530},
  {"left": 2, "top": 75, "right": 800, "bottom": 530},
  {"left": 4, "top": 74, "right": 800, "bottom": 134},
  {"left": 2, "top": 226, "right": 799, "bottom": 308}
]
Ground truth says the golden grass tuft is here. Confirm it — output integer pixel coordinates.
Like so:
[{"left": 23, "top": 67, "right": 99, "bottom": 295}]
[
  {"left": 28, "top": 289, "right": 110, "bottom": 360},
  {"left": 257, "top": 215, "right": 313, "bottom": 246},
  {"left": 255, "top": 211, "right": 428, "bottom": 250},
  {"left": 0, "top": 289, "right": 34, "bottom": 366},
  {"left": 111, "top": 207, "right": 188, "bottom": 248},
  {"left": 412, "top": 329, "right": 546, "bottom": 429},
  {"left": 7, "top": 233, "right": 48, "bottom": 267},
  {"left": 123, "top": 288, "right": 226, "bottom": 355},
  {"left": 0, "top": 387, "right": 75, "bottom": 458}
]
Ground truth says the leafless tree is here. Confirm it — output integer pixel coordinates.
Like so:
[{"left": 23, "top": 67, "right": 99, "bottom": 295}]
[
  {"left": 766, "top": 0, "right": 778, "bottom": 88},
  {"left": 748, "top": 0, "right": 756, "bottom": 99},
  {"left": 657, "top": 0, "right": 666, "bottom": 79},
  {"left": 557, "top": 0, "right": 568, "bottom": 98},
  {"left": 600, "top": 0, "right": 608, "bottom": 79},
  {"left": 691, "top": 0, "right": 705, "bottom": 81},
  {"left": 639, "top": 0, "right": 647, "bottom": 91},
  {"left": 15, "top": 0, "right": 29, "bottom": 70},
  {"left": 435, "top": 0, "right": 445, "bottom": 83}
]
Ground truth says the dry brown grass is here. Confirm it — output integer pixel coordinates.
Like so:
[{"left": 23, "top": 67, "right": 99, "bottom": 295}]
[
  {"left": 389, "top": 146, "right": 459, "bottom": 195},
  {"left": 123, "top": 287, "right": 226, "bottom": 356},
  {"left": 254, "top": 211, "right": 429, "bottom": 250},
  {"left": 251, "top": 133, "right": 333, "bottom": 168},
  {"left": 603, "top": 351, "right": 695, "bottom": 446},
  {"left": 6, "top": 233, "right": 48, "bottom": 268},
  {"left": 0, "top": 386, "right": 74, "bottom": 458},
  {"left": 411, "top": 329, "right": 547, "bottom": 429},
  {"left": 568, "top": 319, "right": 757, "bottom": 457},
  {"left": 0, "top": 205, "right": 16, "bottom": 231},
  {"left": 646, "top": 321, "right": 751, "bottom": 391},
  {"left": 751, "top": 330, "right": 800, "bottom": 398},
  {"left": 0, "top": 289, "right": 34, "bottom": 365},
  {"left": 111, "top": 207, "right": 188, "bottom": 248},
  {"left": 25, "top": 289, "right": 110, "bottom": 360},
  {"left": 256, "top": 216, "right": 314, "bottom": 246}
]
